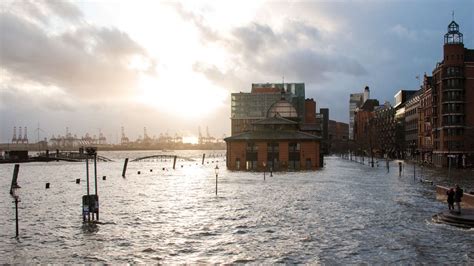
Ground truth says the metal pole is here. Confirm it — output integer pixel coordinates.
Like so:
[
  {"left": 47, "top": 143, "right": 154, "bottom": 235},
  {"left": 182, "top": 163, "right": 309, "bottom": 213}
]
[
  {"left": 94, "top": 154, "right": 98, "bottom": 195},
  {"left": 86, "top": 158, "right": 90, "bottom": 196},
  {"left": 14, "top": 197, "right": 19, "bottom": 238}
]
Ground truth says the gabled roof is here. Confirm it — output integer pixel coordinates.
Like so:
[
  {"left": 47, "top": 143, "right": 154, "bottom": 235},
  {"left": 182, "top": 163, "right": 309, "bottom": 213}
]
[
  {"left": 252, "top": 115, "right": 298, "bottom": 125},
  {"left": 224, "top": 130, "right": 321, "bottom": 141}
]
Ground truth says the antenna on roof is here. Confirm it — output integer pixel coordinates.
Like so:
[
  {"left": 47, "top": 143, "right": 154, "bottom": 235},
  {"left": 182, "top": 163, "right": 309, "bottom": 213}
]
[{"left": 452, "top": 10, "right": 454, "bottom": 20}]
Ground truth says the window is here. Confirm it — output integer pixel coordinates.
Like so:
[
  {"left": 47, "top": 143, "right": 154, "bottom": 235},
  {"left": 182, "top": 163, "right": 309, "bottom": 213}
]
[{"left": 267, "top": 142, "right": 279, "bottom": 170}]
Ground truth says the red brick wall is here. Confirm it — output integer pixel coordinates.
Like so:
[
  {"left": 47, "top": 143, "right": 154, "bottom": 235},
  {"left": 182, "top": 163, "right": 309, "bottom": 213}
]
[
  {"left": 227, "top": 142, "right": 246, "bottom": 170},
  {"left": 300, "top": 141, "right": 320, "bottom": 169},
  {"left": 257, "top": 142, "right": 267, "bottom": 170},
  {"left": 304, "top": 99, "right": 316, "bottom": 123}
]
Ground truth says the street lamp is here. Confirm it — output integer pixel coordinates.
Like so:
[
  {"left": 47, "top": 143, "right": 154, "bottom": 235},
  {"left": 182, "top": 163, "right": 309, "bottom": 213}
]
[
  {"left": 11, "top": 184, "right": 20, "bottom": 238},
  {"left": 214, "top": 165, "right": 219, "bottom": 195}
]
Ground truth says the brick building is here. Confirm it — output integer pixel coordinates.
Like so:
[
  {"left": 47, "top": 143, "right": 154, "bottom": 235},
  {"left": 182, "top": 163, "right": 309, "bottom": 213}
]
[
  {"left": 419, "top": 75, "right": 433, "bottom": 163},
  {"left": 431, "top": 20, "right": 474, "bottom": 167},
  {"left": 404, "top": 90, "right": 422, "bottom": 159}
]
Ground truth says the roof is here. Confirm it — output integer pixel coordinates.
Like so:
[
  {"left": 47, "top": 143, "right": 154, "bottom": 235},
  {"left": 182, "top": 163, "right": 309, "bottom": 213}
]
[
  {"left": 252, "top": 115, "right": 298, "bottom": 125},
  {"left": 224, "top": 130, "right": 321, "bottom": 142}
]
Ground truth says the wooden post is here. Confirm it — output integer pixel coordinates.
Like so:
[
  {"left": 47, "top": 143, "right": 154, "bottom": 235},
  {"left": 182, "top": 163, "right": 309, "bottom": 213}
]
[
  {"left": 76, "top": 178, "right": 80, "bottom": 184},
  {"left": 122, "top": 158, "right": 129, "bottom": 177},
  {"left": 10, "top": 164, "right": 20, "bottom": 195},
  {"left": 202, "top": 154, "right": 206, "bottom": 165},
  {"left": 386, "top": 159, "right": 389, "bottom": 172},
  {"left": 399, "top": 162, "right": 402, "bottom": 177},
  {"left": 173, "top": 156, "right": 177, "bottom": 169}
]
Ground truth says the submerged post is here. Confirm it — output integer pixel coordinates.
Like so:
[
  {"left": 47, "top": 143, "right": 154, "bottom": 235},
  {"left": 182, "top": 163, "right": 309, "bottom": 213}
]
[
  {"left": 202, "top": 154, "right": 206, "bottom": 165},
  {"left": 122, "top": 158, "right": 129, "bottom": 177},
  {"left": 10, "top": 164, "right": 20, "bottom": 238},
  {"left": 215, "top": 165, "right": 219, "bottom": 195},
  {"left": 398, "top": 162, "right": 402, "bottom": 177},
  {"left": 386, "top": 159, "right": 389, "bottom": 172},
  {"left": 173, "top": 156, "right": 177, "bottom": 170}
]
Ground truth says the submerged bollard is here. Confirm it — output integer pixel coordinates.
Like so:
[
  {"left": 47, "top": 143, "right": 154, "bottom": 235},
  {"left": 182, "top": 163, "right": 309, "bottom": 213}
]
[
  {"left": 137, "top": 171, "right": 141, "bottom": 175},
  {"left": 399, "top": 162, "right": 402, "bottom": 177},
  {"left": 45, "top": 183, "right": 50, "bottom": 189},
  {"left": 76, "top": 178, "right": 80, "bottom": 184},
  {"left": 150, "top": 169, "right": 153, "bottom": 172},
  {"left": 122, "top": 158, "right": 129, "bottom": 177},
  {"left": 173, "top": 156, "right": 177, "bottom": 170},
  {"left": 102, "top": 176, "right": 106, "bottom": 180},
  {"left": 202, "top": 154, "right": 206, "bottom": 165}
]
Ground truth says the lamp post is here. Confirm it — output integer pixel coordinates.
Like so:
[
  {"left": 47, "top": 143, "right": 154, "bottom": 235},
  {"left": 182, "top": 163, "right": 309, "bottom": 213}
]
[
  {"left": 12, "top": 186, "right": 20, "bottom": 238},
  {"left": 215, "top": 165, "right": 219, "bottom": 195}
]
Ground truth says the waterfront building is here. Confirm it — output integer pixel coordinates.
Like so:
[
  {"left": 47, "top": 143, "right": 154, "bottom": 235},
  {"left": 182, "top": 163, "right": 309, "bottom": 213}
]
[
  {"left": 393, "top": 89, "right": 418, "bottom": 158},
  {"left": 226, "top": 84, "right": 322, "bottom": 171},
  {"left": 225, "top": 103, "right": 321, "bottom": 171},
  {"left": 419, "top": 75, "right": 433, "bottom": 163},
  {"left": 431, "top": 20, "right": 474, "bottom": 167},
  {"left": 353, "top": 99, "right": 379, "bottom": 156},
  {"left": 328, "top": 120, "right": 349, "bottom": 154},
  {"left": 373, "top": 102, "right": 396, "bottom": 157},
  {"left": 231, "top": 83, "right": 305, "bottom": 135},
  {"left": 404, "top": 90, "right": 422, "bottom": 159},
  {"left": 349, "top": 87, "right": 369, "bottom": 139}
]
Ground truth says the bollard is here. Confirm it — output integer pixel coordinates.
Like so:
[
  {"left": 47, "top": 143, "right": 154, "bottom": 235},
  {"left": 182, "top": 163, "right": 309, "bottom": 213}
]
[
  {"left": 150, "top": 169, "right": 153, "bottom": 172},
  {"left": 386, "top": 159, "right": 389, "bottom": 172},
  {"left": 102, "top": 176, "right": 106, "bottom": 180},
  {"left": 399, "top": 162, "right": 402, "bottom": 177},
  {"left": 181, "top": 165, "right": 183, "bottom": 168},
  {"left": 137, "top": 171, "right": 141, "bottom": 175},
  {"left": 202, "top": 154, "right": 206, "bottom": 165},
  {"left": 173, "top": 156, "right": 177, "bottom": 170},
  {"left": 162, "top": 167, "right": 165, "bottom": 171},
  {"left": 76, "top": 178, "right": 80, "bottom": 184},
  {"left": 45, "top": 183, "right": 50, "bottom": 189},
  {"left": 122, "top": 158, "right": 129, "bottom": 177}
]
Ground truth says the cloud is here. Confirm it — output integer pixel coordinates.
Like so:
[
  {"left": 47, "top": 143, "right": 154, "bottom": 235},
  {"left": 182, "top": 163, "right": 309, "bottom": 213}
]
[
  {"left": 0, "top": 2, "right": 155, "bottom": 99},
  {"left": 390, "top": 24, "right": 417, "bottom": 40}
]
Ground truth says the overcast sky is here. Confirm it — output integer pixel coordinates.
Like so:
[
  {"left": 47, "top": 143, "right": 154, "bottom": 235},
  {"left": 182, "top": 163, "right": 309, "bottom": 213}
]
[{"left": 1, "top": 0, "right": 473, "bottom": 143}]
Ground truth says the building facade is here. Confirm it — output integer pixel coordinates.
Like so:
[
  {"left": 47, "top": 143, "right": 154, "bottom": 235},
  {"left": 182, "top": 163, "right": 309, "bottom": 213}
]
[
  {"left": 404, "top": 90, "right": 422, "bottom": 159},
  {"left": 373, "top": 102, "right": 396, "bottom": 157},
  {"left": 419, "top": 75, "right": 433, "bottom": 163},
  {"left": 431, "top": 20, "right": 474, "bottom": 167},
  {"left": 231, "top": 83, "right": 305, "bottom": 135}
]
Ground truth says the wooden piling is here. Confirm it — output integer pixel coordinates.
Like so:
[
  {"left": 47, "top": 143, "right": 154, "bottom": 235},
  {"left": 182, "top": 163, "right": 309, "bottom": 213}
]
[
  {"left": 122, "top": 158, "right": 129, "bottom": 177},
  {"left": 173, "top": 156, "right": 177, "bottom": 169},
  {"left": 399, "top": 162, "right": 402, "bottom": 177},
  {"left": 10, "top": 164, "right": 20, "bottom": 195},
  {"left": 202, "top": 154, "right": 206, "bottom": 165}
]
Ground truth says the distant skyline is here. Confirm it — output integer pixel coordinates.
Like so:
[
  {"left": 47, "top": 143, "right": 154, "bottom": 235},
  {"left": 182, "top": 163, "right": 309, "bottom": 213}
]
[{"left": 1, "top": 0, "right": 473, "bottom": 143}]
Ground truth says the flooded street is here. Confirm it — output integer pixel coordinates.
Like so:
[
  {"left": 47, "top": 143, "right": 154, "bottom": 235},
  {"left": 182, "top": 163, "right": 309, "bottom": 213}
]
[{"left": 1, "top": 151, "right": 473, "bottom": 264}]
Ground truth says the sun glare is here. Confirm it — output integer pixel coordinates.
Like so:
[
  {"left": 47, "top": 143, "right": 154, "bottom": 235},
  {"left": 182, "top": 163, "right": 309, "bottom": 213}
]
[
  {"left": 136, "top": 72, "right": 227, "bottom": 118},
  {"left": 183, "top": 136, "right": 199, "bottom": 144}
]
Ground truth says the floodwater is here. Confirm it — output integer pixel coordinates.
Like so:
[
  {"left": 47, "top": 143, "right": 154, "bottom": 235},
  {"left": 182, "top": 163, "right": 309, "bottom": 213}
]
[{"left": 0, "top": 150, "right": 473, "bottom": 264}]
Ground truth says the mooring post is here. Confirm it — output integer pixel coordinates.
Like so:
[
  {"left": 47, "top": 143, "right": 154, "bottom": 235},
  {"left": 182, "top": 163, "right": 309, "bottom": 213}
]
[
  {"left": 386, "top": 159, "right": 389, "bottom": 172},
  {"left": 173, "top": 156, "right": 177, "bottom": 170},
  {"left": 398, "top": 162, "right": 402, "bottom": 177},
  {"left": 202, "top": 154, "right": 206, "bottom": 165},
  {"left": 122, "top": 158, "right": 129, "bottom": 177}
]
